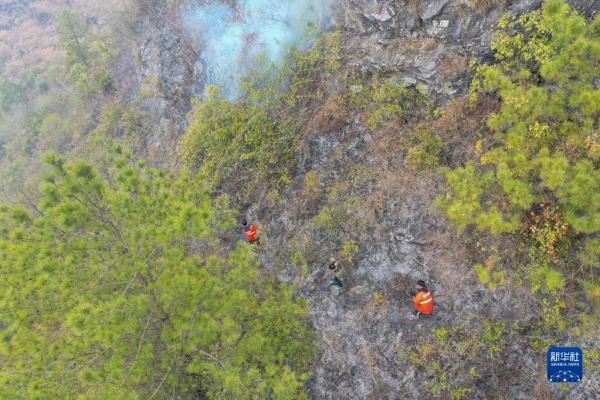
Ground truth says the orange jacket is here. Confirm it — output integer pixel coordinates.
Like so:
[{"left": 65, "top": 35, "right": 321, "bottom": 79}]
[
  {"left": 413, "top": 290, "right": 434, "bottom": 315},
  {"left": 244, "top": 225, "right": 259, "bottom": 242}
]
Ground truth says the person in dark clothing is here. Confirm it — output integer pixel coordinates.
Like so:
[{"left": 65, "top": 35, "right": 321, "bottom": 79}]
[
  {"left": 328, "top": 257, "right": 343, "bottom": 288},
  {"left": 328, "top": 257, "right": 342, "bottom": 274},
  {"left": 329, "top": 276, "right": 343, "bottom": 288}
]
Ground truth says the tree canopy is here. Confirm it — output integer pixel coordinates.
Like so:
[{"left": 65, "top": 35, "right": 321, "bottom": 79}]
[{"left": 0, "top": 150, "right": 315, "bottom": 399}]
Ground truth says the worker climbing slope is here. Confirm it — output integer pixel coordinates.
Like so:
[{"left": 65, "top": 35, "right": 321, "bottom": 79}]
[
  {"left": 241, "top": 219, "right": 260, "bottom": 244},
  {"left": 411, "top": 280, "right": 434, "bottom": 318},
  {"left": 327, "top": 257, "right": 343, "bottom": 289}
]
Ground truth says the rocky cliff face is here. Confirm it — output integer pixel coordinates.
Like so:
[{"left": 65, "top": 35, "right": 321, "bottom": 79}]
[
  {"left": 251, "top": 1, "right": 600, "bottom": 399},
  {"left": 257, "top": 115, "right": 542, "bottom": 399},
  {"left": 337, "top": 0, "right": 597, "bottom": 100},
  {"left": 260, "top": 123, "right": 466, "bottom": 399},
  {"left": 128, "top": 0, "right": 202, "bottom": 165},
  {"left": 134, "top": 1, "right": 600, "bottom": 398},
  {"left": 337, "top": 0, "right": 503, "bottom": 99}
]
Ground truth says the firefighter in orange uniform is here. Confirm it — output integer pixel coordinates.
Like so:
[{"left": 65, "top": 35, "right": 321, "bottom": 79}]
[
  {"left": 412, "top": 280, "right": 433, "bottom": 318},
  {"left": 241, "top": 219, "right": 260, "bottom": 244}
]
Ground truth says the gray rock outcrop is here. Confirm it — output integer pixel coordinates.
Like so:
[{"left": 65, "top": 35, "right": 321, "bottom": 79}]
[{"left": 336, "top": 0, "right": 598, "bottom": 101}]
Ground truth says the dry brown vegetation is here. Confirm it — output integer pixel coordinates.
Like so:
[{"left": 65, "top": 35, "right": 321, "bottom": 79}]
[
  {"left": 467, "top": 0, "right": 509, "bottom": 13},
  {"left": 430, "top": 94, "right": 500, "bottom": 166},
  {"left": 438, "top": 53, "right": 470, "bottom": 79},
  {"left": 0, "top": 0, "right": 112, "bottom": 79}
]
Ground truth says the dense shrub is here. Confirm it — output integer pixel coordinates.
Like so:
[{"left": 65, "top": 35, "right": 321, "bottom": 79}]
[
  {"left": 182, "top": 32, "right": 344, "bottom": 202},
  {"left": 181, "top": 86, "right": 293, "bottom": 196}
]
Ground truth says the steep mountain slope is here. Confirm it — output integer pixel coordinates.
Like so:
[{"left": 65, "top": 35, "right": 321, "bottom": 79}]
[
  {"left": 131, "top": 0, "right": 600, "bottom": 398},
  {"left": 0, "top": 0, "right": 598, "bottom": 398},
  {"left": 238, "top": 1, "right": 600, "bottom": 398}
]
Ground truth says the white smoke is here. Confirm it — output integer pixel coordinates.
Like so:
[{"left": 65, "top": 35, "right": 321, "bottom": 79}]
[{"left": 182, "top": 0, "right": 332, "bottom": 99}]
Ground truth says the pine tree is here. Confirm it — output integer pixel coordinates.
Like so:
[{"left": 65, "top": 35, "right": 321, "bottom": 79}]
[
  {"left": 441, "top": 0, "right": 600, "bottom": 238},
  {"left": 439, "top": 0, "right": 599, "bottom": 304},
  {"left": 0, "top": 149, "right": 315, "bottom": 399},
  {"left": 57, "top": 11, "right": 114, "bottom": 96}
]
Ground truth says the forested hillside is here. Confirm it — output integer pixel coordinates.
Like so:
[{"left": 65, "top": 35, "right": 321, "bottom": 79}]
[{"left": 0, "top": 0, "right": 598, "bottom": 399}]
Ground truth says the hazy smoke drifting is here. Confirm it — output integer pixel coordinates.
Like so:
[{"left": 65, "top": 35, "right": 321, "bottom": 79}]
[{"left": 183, "top": 0, "right": 332, "bottom": 99}]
